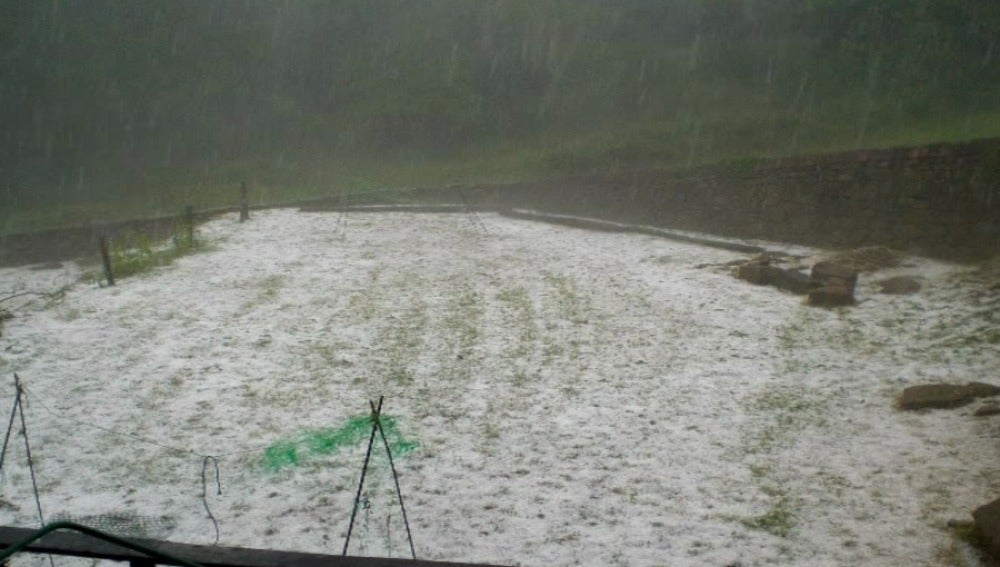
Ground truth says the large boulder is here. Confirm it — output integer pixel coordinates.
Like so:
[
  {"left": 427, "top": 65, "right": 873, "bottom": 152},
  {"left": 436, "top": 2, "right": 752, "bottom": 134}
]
[
  {"left": 811, "top": 261, "right": 858, "bottom": 294},
  {"left": 736, "top": 261, "right": 816, "bottom": 295},
  {"left": 767, "top": 266, "right": 816, "bottom": 295},
  {"left": 807, "top": 261, "right": 858, "bottom": 307},
  {"left": 736, "top": 261, "right": 771, "bottom": 285},
  {"left": 973, "top": 497, "right": 1000, "bottom": 558},
  {"left": 807, "top": 285, "right": 855, "bottom": 307},
  {"left": 899, "top": 382, "right": 1000, "bottom": 410}
]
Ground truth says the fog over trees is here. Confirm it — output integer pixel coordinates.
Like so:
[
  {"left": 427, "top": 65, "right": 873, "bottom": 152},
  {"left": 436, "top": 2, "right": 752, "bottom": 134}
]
[{"left": 3, "top": 1, "right": 998, "bottom": 225}]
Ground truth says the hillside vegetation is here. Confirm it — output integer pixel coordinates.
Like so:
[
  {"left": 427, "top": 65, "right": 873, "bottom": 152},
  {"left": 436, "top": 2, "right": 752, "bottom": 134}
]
[{"left": 2, "top": 0, "right": 999, "bottom": 231}]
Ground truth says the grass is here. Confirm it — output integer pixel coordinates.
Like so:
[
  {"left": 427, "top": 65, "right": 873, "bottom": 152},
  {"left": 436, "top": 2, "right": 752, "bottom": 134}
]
[
  {"left": 742, "top": 494, "right": 797, "bottom": 538},
  {"left": 496, "top": 285, "right": 537, "bottom": 363},
  {"left": 347, "top": 266, "right": 384, "bottom": 322},
  {"left": 736, "top": 384, "right": 828, "bottom": 544},
  {"left": 257, "top": 275, "right": 285, "bottom": 301},
  {"left": 775, "top": 318, "right": 804, "bottom": 352},
  {"left": 364, "top": 273, "right": 428, "bottom": 394},
  {"left": 434, "top": 276, "right": 489, "bottom": 422},
  {"left": 443, "top": 284, "right": 483, "bottom": 354},
  {"left": 542, "top": 272, "right": 585, "bottom": 323},
  {"left": 742, "top": 387, "right": 828, "bottom": 454},
  {"left": 97, "top": 218, "right": 205, "bottom": 284}
]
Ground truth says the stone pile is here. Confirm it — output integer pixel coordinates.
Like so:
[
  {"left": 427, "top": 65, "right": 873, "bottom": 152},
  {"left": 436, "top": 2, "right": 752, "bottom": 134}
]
[{"left": 733, "top": 255, "right": 859, "bottom": 307}]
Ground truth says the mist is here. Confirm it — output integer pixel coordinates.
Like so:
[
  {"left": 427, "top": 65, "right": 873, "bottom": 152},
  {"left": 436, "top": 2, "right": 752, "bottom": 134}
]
[{"left": 2, "top": 0, "right": 999, "bottom": 231}]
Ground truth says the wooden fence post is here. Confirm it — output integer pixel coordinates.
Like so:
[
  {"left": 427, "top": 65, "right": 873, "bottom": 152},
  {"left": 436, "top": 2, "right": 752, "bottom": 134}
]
[
  {"left": 184, "top": 205, "right": 194, "bottom": 246},
  {"left": 240, "top": 182, "right": 249, "bottom": 222},
  {"left": 98, "top": 234, "right": 114, "bottom": 286}
]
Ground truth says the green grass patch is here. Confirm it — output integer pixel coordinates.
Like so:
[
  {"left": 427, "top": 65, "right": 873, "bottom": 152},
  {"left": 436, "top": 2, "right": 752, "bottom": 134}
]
[
  {"left": 257, "top": 275, "right": 285, "bottom": 300},
  {"left": 542, "top": 272, "right": 585, "bottom": 322},
  {"left": 742, "top": 495, "right": 797, "bottom": 538},
  {"left": 497, "top": 285, "right": 538, "bottom": 362},
  {"left": 741, "top": 385, "right": 830, "bottom": 457},
  {"left": 443, "top": 283, "right": 483, "bottom": 351},
  {"left": 100, "top": 220, "right": 204, "bottom": 283}
]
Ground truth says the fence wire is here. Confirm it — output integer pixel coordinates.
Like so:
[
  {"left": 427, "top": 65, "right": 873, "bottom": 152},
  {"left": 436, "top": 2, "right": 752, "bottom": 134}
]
[{"left": 0, "top": 384, "right": 421, "bottom": 565}]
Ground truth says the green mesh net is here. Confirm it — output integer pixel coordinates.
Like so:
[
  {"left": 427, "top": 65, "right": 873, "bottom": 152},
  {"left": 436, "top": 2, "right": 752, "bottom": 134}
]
[
  {"left": 263, "top": 414, "right": 417, "bottom": 472},
  {"left": 263, "top": 440, "right": 299, "bottom": 470}
]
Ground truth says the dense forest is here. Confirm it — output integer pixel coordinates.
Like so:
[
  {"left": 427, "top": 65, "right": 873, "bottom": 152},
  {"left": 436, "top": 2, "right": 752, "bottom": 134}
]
[{"left": 3, "top": 0, "right": 999, "bottom": 230}]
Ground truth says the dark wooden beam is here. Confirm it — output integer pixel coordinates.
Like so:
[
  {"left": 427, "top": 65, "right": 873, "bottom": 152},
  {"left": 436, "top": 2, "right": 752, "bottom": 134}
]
[{"left": 0, "top": 526, "right": 507, "bottom": 567}]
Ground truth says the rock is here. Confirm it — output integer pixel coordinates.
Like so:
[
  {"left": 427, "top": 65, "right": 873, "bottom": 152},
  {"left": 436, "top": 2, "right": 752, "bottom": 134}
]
[
  {"left": 877, "top": 275, "right": 921, "bottom": 295},
  {"left": 767, "top": 266, "right": 816, "bottom": 295},
  {"left": 809, "top": 261, "right": 858, "bottom": 306},
  {"left": 736, "top": 261, "right": 816, "bottom": 295},
  {"left": 811, "top": 261, "right": 858, "bottom": 294},
  {"left": 829, "top": 246, "right": 904, "bottom": 272},
  {"left": 973, "top": 497, "right": 1000, "bottom": 558},
  {"left": 968, "top": 382, "right": 1000, "bottom": 398},
  {"left": 899, "top": 382, "right": 1000, "bottom": 410},
  {"left": 736, "top": 261, "right": 771, "bottom": 285},
  {"left": 975, "top": 404, "right": 1000, "bottom": 417},
  {"left": 808, "top": 284, "right": 855, "bottom": 307},
  {"left": 947, "top": 519, "right": 975, "bottom": 529}
]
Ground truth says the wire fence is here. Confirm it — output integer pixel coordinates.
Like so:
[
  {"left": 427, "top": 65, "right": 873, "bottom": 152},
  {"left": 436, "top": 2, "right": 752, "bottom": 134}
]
[{"left": 0, "top": 375, "right": 421, "bottom": 566}]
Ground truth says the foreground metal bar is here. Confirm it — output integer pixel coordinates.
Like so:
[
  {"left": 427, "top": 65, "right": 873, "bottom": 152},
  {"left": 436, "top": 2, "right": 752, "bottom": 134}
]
[
  {"left": 0, "top": 524, "right": 507, "bottom": 567},
  {"left": 0, "top": 522, "right": 203, "bottom": 567}
]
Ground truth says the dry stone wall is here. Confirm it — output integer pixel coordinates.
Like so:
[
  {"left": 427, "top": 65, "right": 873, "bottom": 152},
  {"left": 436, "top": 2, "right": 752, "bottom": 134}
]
[{"left": 473, "top": 138, "right": 1000, "bottom": 260}]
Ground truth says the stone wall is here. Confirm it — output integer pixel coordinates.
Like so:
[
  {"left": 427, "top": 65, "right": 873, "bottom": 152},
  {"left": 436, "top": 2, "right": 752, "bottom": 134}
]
[
  {"left": 9, "top": 137, "right": 993, "bottom": 267},
  {"left": 468, "top": 138, "right": 1000, "bottom": 260}
]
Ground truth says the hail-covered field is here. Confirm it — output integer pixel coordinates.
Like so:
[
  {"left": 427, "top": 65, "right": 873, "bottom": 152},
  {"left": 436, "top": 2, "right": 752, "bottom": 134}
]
[{"left": 0, "top": 209, "right": 997, "bottom": 566}]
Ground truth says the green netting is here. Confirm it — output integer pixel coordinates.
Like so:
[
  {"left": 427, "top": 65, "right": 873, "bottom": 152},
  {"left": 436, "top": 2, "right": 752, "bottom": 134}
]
[
  {"left": 305, "top": 416, "right": 371, "bottom": 455},
  {"left": 263, "top": 440, "right": 299, "bottom": 470},
  {"left": 379, "top": 416, "right": 419, "bottom": 456},
  {"left": 263, "top": 414, "right": 418, "bottom": 472}
]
